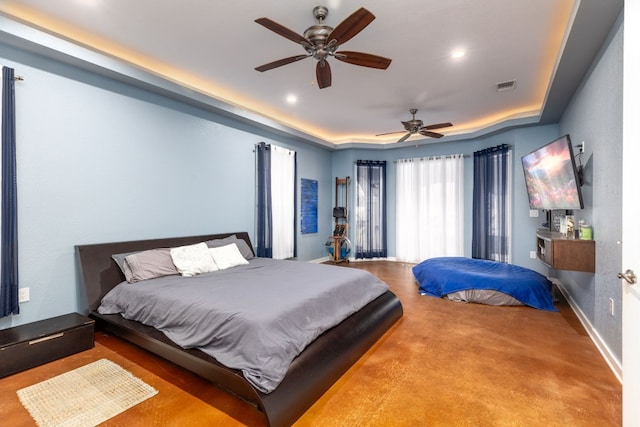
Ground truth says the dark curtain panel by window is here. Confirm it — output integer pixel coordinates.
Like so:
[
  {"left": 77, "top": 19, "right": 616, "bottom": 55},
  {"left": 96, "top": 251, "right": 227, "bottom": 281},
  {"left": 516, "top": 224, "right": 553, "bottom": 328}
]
[
  {"left": 255, "top": 142, "right": 272, "bottom": 258},
  {"left": 355, "top": 160, "right": 387, "bottom": 259},
  {"left": 1, "top": 66, "right": 19, "bottom": 317},
  {"left": 472, "top": 144, "right": 511, "bottom": 262},
  {"left": 292, "top": 152, "right": 298, "bottom": 258}
]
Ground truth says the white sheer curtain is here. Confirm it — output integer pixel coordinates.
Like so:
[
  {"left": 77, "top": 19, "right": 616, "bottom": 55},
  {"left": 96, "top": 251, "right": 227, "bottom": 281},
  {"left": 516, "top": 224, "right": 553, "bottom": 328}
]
[
  {"left": 396, "top": 155, "right": 464, "bottom": 263},
  {"left": 270, "top": 144, "right": 296, "bottom": 259}
]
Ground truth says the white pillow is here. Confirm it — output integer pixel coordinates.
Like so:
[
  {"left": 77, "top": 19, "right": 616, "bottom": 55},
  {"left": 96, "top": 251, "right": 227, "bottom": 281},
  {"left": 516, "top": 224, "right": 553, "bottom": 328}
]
[
  {"left": 209, "top": 243, "right": 249, "bottom": 270},
  {"left": 170, "top": 242, "right": 218, "bottom": 277}
]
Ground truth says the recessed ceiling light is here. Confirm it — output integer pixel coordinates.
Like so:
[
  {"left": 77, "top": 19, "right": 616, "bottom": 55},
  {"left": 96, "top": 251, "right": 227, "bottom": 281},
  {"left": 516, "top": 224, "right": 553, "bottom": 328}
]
[
  {"left": 451, "top": 49, "right": 466, "bottom": 59},
  {"left": 286, "top": 94, "right": 298, "bottom": 105}
]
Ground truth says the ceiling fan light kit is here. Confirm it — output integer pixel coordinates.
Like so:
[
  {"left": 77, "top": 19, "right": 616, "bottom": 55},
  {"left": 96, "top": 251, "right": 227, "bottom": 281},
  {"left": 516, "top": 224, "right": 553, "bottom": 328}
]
[{"left": 255, "top": 6, "right": 392, "bottom": 89}]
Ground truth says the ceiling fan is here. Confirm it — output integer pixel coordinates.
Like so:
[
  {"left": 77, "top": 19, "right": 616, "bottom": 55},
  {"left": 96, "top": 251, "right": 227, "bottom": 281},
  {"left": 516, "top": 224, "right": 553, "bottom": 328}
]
[
  {"left": 254, "top": 6, "right": 392, "bottom": 89},
  {"left": 377, "top": 109, "right": 453, "bottom": 142}
]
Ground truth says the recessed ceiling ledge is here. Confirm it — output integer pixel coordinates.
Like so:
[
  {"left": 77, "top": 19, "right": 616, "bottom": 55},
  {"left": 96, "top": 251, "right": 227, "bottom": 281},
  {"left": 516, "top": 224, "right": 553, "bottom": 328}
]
[{"left": 0, "top": 13, "right": 335, "bottom": 149}]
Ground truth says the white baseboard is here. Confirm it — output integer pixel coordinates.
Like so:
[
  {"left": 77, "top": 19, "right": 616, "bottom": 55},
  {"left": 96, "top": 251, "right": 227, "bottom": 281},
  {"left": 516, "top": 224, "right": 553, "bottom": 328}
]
[{"left": 551, "top": 278, "right": 622, "bottom": 383}]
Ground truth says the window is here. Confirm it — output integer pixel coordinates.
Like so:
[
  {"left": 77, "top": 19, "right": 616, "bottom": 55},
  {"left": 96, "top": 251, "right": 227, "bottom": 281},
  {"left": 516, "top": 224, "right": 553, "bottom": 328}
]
[
  {"left": 395, "top": 155, "right": 464, "bottom": 263},
  {"left": 255, "top": 142, "right": 296, "bottom": 259}
]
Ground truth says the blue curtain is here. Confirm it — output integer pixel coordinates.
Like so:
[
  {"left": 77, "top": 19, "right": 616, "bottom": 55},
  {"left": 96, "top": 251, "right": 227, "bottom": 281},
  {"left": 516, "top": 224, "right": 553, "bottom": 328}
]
[
  {"left": 1, "top": 66, "right": 19, "bottom": 317},
  {"left": 355, "top": 160, "right": 387, "bottom": 259},
  {"left": 255, "top": 142, "right": 272, "bottom": 258},
  {"left": 472, "top": 144, "right": 511, "bottom": 262}
]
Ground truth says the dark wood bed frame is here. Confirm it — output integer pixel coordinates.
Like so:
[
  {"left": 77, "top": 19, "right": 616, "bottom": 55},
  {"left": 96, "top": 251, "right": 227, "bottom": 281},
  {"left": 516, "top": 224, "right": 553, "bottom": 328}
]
[{"left": 75, "top": 231, "right": 403, "bottom": 427}]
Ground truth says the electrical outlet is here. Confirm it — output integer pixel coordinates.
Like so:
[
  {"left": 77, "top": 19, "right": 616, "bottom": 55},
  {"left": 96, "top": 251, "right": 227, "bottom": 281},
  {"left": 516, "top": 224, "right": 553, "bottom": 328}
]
[
  {"left": 579, "top": 141, "right": 585, "bottom": 153},
  {"left": 608, "top": 298, "right": 615, "bottom": 316},
  {"left": 18, "top": 287, "right": 30, "bottom": 303},
  {"left": 530, "top": 251, "right": 537, "bottom": 259},
  {"left": 529, "top": 209, "right": 539, "bottom": 218}
]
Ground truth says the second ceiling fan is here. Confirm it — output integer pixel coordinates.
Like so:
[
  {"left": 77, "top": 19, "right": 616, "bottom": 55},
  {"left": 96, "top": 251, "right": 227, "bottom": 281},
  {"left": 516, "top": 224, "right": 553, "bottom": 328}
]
[
  {"left": 377, "top": 109, "right": 453, "bottom": 143},
  {"left": 254, "top": 6, "right": 392, "bottom": 89}
]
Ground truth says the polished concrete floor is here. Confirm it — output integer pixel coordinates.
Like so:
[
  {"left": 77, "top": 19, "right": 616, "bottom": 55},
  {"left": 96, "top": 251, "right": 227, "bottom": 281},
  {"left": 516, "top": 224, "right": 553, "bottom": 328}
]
[{"left": 0, "top": 261, "right": 621, "bottom": 426}]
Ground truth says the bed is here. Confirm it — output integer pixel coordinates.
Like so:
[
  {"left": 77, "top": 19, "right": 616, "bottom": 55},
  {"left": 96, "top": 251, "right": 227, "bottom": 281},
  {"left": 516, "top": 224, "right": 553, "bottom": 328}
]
[
  {"left": 76, "top": 232, "right": 403, "bottom": 427},
  {"left": 412, "top": 257, "right": 557, "bottom": 311}
]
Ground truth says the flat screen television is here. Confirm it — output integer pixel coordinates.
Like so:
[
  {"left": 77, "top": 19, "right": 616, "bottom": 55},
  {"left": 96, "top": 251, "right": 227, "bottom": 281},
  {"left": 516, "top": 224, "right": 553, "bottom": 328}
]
[{"left": 521, "top": 134, "right": 584, "bottom": 210}]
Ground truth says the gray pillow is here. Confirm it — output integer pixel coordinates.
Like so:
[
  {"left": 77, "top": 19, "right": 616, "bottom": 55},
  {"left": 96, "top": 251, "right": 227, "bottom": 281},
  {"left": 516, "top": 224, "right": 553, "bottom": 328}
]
[
  {"left": 124, "top": 248, "right": 178, "bottom": 282},
  {"left": 112, "top": 250, "right": 139, "bottom": 276},
  {"left": 205, "top": 235, "right": 254, "bottom": 260},
  {"left": 112, "top": 248, "right": 178, "bottom": 283}
]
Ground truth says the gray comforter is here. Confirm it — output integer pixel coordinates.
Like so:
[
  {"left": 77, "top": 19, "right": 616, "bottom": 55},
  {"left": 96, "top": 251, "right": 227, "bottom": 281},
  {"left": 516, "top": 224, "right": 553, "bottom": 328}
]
[{"left": 98, "top": 258, "right": 388, "bottom": 393}]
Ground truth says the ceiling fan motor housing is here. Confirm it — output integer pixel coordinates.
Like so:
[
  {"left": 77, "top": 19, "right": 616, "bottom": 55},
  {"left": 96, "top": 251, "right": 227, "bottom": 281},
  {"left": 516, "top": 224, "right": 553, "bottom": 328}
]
[
  {"left": 403, "top": 109, "right": 422, "bottom": 132},
  {"left": 304, "top": 25, "right": 334, "bottom": 59},
  {"left": 402, "top": 120, "right": 423, "bottom": 133}
]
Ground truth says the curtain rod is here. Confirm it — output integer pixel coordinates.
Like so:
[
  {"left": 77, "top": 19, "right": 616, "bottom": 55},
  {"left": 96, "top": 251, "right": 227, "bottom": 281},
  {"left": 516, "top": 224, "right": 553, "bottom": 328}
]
[
  {"left": 392, "top": 154, "right": 469, "bottom": 163},
  {"left": 474, "top": 143, "right": 512, "bottom": 153}
]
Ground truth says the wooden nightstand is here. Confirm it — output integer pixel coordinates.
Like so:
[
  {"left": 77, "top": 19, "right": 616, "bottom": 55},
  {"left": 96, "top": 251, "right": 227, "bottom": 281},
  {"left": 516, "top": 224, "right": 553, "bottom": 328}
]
[{"left": 0, "top": 312, "right": 95, "bottom": 377}]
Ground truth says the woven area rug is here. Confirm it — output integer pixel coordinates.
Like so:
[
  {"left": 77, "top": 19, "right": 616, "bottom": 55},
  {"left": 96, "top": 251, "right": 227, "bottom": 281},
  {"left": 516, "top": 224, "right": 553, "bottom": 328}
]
[{"left": 17, "top": 358, "right": 158, "bottom": 427}]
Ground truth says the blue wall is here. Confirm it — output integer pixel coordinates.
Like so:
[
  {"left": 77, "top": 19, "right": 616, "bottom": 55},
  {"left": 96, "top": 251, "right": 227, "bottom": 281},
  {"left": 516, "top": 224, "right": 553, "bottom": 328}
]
[{"left": 557, "top": 16, "right": 623, "bottom": 362}]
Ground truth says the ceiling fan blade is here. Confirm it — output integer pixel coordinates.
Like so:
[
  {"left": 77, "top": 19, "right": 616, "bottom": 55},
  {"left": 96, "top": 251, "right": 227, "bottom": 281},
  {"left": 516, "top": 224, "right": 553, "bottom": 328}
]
[
  {"left": 375, "top": 130, "right": 406, "bottom": 136},
  {"left": 316, "top": 60, "right": 332, "bottom": 89},
  {"left": 397, "top": 132, "right": 412, "bottom": 143},
  {"left": 255, "top": 17, "right": 311, "bottom": 47},
  {"left": 419, "top": 130, "right": 445, "bottom": 138},
  {"left": 334, "top": 51, "right": 392, "bottom": 69},
  {"left": 255, "top": 55, "right": 310, "bottom": 72},
  {"left": 422, "top": 122, "right": 453, "bottom": 130},
  {"left": 327, "top": 8, "right": 375, "bottom": 46}
]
